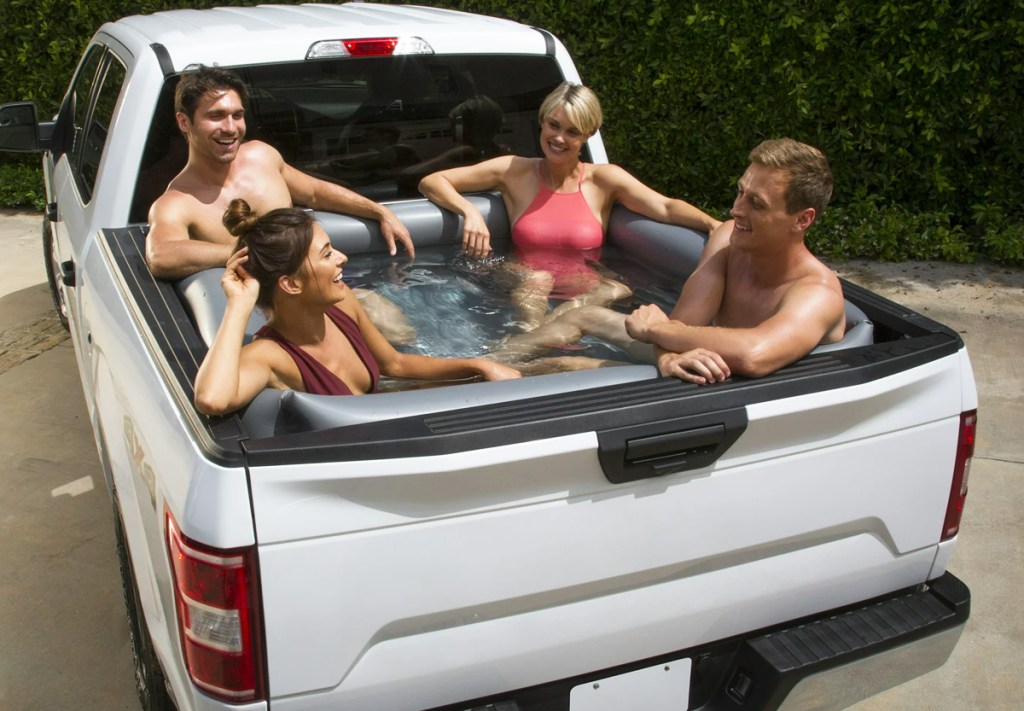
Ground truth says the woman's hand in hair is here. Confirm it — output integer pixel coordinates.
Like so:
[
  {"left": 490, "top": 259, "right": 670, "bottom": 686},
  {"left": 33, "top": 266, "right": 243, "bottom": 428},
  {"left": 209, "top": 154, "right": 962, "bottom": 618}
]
[{"left": 222, "top": 246, "right": 260, "bottom": 310}]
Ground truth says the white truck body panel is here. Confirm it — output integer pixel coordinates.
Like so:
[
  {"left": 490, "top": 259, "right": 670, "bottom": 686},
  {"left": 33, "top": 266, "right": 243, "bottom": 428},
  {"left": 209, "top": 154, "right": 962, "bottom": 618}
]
[{"left": 251, "top": 358, "right": 966, "bottom": 703}]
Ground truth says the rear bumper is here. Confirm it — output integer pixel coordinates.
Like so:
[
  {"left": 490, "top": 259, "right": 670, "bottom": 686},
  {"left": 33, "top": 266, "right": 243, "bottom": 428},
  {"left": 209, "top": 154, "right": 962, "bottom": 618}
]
[
  {"left": 719, "top": 571, "right": 969, "bottom": 710},
  {"left": 432, "top": 571, "right": 970, "bottom": 711}
]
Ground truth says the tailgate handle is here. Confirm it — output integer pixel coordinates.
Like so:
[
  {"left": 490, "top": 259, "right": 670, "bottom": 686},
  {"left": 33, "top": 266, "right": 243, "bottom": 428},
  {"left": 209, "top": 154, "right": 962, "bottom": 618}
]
[
  {"left": 626, "top": 425, "right": 724, "bottom": 467},
  {"left": 597, "top": 409, "right": 747, "bottom": 484}
]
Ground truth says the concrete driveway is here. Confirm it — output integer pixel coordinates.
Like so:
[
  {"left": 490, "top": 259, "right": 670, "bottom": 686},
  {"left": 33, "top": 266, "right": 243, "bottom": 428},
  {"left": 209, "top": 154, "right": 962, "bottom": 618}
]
[{"left": 1, "top": 209, "right": 1021, "bottom": 710}]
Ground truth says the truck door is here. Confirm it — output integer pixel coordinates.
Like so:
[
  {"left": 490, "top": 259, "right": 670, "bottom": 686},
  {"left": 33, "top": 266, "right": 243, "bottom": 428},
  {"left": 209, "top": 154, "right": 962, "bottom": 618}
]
[{"left": 47, "top": 44, "right": 126, "bottom": 348}]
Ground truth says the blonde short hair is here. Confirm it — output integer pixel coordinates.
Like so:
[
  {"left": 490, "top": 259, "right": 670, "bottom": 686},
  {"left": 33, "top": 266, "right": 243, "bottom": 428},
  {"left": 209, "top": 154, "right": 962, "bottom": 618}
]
[{"left": 538, "top": 82, "right": 602, "bottom": 137}]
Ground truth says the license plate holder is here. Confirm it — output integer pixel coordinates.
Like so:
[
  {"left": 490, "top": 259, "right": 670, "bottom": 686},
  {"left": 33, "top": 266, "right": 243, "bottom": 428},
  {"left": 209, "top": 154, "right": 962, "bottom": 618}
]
[{"left": 569, "top": 659, "right": 691, "bottom": 710}]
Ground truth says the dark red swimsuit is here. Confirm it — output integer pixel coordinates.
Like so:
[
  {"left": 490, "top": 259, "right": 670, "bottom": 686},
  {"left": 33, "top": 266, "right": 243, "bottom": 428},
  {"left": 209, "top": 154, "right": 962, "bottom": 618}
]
[{"left": 255, "top": 305, "right": 380, "bottom": 396}]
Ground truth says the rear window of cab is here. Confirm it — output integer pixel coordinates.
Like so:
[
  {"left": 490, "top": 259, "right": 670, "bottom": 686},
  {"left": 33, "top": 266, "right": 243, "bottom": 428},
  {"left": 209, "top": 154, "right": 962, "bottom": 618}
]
[{"left": 131, "top": 54, "right": 580, "bottom": 221}]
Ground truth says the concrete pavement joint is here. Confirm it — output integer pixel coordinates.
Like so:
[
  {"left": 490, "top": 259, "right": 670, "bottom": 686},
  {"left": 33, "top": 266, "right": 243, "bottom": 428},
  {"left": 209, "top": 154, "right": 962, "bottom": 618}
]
[{"left": 979, "top": 455, "right": 1024, "bottom": 466}]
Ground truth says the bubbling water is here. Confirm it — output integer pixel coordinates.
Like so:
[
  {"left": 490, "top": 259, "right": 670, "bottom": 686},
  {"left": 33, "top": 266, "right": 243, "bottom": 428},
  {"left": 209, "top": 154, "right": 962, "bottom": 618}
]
[{"left": 343, "top": 245, "right": 680, "bottom": 363}]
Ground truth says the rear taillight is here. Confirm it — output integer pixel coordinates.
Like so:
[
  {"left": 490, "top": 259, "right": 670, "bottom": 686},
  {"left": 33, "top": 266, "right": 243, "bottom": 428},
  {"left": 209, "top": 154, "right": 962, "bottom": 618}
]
[
  {"left": 941, "top": 410, "right": 977, "bottom": 541},
  {"left": 166, "top": 512, "right": 265, "bottom": 702}
]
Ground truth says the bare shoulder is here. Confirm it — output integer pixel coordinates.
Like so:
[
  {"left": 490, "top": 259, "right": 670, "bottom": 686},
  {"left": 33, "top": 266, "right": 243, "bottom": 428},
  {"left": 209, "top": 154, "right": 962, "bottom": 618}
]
[
  {"left": 157, "top": 162, "right": 218, "bottom": 211},
  {"left": 587, "top": 162, "right": 639, "bottom": 192},
  {"left": 708, "top": 219, "right": 735, "bottom": 246},
  {"left": 587, "top": 162, "right": 630, "bottom": 183},
  {"left": 239, "top": 139, "right": 280, "bottom": 160},
  {"left": 246, "top": 334, "right": 301, "bottom": 387},
  {"left": 246, "top": 335, "right": 288, "bottom": 361},
  {"left": 492, "top": 154, "right": 531, "bottom": 178},
  {"left": 805, "top": 254, "right": 844, "bottom": 293},
  {"left": 236, "top": 140, "right": 286, "bottom": 172},
  {"left": 151, "top": 183, "right": 201, "bottom": 209},
  {"left": 783, "top": 261, "right": 846, "bottom": 320},
  {"left": 148, "top": 187, "right": 199, "bottom": 231},
  {"left": 452, "top": 154, "right": 523, "bottom": 184},
  {"left": 485, "top": 155, "right": 538, "bottom": 197},
  {"left": 587, "top": 163, "right": 668, "bottom": 210},
  {"left": 697, "top": 219, "right": 734, "bottom": 264}
]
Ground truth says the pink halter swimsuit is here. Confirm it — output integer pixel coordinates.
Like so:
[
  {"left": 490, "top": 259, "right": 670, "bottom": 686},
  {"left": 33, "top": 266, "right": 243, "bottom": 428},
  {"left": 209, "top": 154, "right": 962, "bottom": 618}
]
[
  {"left": 511, "top": 162, "right": 603, "bottom": 250},
  {"left": 510, "top": 163, "right": 604, "bottom": 298}
]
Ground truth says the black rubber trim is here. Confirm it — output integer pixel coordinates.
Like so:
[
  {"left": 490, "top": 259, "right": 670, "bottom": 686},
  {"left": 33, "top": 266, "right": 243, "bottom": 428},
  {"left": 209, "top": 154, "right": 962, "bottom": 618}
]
[
  {"left": 531, "top": 27, "right": 557, "bottom": 56},
  {"left": 705, "top": 571, "right": 971, "bottom": 709},
  {"left": 150, "top": 43, "right": 174, "bottom": 78},
  {"left": 751, "top": 589, "right": 958, "bottom": 672}
]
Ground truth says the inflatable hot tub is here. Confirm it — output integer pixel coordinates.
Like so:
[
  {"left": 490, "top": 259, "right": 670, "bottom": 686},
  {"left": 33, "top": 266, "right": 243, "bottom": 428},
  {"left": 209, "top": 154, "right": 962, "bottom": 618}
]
[{"left": 176, "top": 195, "right": 872, "bottom": 436}]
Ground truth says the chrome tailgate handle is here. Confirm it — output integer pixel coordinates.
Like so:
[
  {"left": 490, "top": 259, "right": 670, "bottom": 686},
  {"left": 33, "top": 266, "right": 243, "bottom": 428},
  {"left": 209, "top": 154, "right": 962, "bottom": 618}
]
[{"left": 597, "top": 408, "right": 747, "bottom": 484}]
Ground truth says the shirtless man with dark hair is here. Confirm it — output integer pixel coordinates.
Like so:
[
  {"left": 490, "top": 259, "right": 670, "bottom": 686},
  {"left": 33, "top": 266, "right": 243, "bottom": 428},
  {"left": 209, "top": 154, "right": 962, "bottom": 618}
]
[{"left": 146, "top": 65, "right": 415, "bottom": 342}]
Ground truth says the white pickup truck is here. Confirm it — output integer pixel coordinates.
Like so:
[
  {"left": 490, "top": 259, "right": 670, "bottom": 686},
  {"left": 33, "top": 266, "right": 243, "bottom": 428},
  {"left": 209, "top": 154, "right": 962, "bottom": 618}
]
[{"left": 0, "top": 4, "right": 976, "bottom": 710}]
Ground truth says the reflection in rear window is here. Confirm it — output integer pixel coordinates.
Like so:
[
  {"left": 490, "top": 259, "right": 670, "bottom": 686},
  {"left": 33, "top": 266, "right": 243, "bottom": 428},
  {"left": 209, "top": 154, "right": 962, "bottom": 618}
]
[{"left": 132, "top": 54, "right": 571, "bottom": 220}]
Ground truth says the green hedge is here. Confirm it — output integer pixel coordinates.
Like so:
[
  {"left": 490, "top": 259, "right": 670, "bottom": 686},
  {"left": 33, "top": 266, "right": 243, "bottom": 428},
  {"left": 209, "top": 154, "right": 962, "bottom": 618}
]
[
  {"left": 429, "top": 0, "right": 1024, "bottom": 264},
  {"left": 2, "top": 0, "right": 1022, "bottom": 264},
  {"left": 0, "top": 161, "right": 46, "bottom": 211},
  {"left": 0, "top": 0, "right": 251, "bottom": 209},
  {"left": 0, "top": 0, "right": 252, "bottom": 115}
]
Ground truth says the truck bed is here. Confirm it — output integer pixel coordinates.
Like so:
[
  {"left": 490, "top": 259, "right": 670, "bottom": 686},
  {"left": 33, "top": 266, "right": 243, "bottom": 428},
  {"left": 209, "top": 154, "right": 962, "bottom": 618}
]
[{"left": 101, "top": 198, "right": 965, "bottom": 469}]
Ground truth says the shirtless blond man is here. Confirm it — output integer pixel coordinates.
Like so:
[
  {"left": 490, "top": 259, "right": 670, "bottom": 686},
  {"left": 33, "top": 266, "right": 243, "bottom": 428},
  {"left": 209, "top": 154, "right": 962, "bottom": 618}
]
[
  {"left": 623, "top": 138, "right": 846, "bottom": 383},
  {"left": 146, "top": 65, "right": 415, "bottom": 341}
]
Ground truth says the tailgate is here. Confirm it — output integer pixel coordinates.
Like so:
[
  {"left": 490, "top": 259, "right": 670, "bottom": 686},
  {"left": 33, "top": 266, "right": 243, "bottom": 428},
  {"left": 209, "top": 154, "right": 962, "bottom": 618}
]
[{"left": 248, "top": 349, "right": 969, "bottom": 710}]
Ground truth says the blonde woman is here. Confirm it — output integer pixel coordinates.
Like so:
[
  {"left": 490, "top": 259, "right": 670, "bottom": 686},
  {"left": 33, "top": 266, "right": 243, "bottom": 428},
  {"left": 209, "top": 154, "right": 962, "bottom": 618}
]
[{"left": 419, "top": 82, "right": 720, "bottom": 330}]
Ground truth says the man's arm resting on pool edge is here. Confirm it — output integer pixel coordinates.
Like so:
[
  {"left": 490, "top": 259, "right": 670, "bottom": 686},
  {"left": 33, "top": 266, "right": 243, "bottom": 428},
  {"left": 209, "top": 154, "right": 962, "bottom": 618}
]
[{"left": 628, "top": 283, "right": 843, "bottom": 378}]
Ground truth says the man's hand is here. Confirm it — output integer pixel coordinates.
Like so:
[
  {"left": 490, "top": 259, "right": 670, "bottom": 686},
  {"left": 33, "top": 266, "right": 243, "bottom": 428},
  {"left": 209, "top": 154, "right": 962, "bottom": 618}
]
[
  {"left": 379, "top": 208, "right": 415, "bottom": 258},
  {"left": 657, "top": 348, "right": 730, "bottom": 384},
  {"left": 625, "top": 303, "right": 670, "bottom": 343}
]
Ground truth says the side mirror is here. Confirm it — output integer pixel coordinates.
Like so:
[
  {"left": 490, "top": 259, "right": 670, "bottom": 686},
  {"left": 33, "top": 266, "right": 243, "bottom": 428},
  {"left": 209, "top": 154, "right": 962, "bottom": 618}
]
[{"left": 0, "top": 101, "right": 46, "bottom": 152}]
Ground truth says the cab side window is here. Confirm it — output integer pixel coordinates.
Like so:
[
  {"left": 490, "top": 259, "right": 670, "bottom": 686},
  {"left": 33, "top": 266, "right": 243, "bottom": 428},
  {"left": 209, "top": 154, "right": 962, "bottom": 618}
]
[
  {"left": 65, "top": 47, "right": 128, "bottom": 204},
  {"left": 76, "top": 57, "right": 127, "bottom": 201},
  {"left": 62, "top": 46, "right": 103, "bottom": 161}
]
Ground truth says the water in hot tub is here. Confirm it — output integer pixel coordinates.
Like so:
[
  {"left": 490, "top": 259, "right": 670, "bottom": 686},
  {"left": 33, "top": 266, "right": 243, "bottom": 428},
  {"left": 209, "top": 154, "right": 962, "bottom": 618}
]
[{"left": 341, "top": 245, "right": 682, "bottom": 366}]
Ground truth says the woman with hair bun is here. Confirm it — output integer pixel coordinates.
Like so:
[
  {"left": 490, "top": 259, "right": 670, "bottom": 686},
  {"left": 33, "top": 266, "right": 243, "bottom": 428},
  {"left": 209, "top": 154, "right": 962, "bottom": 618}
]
[{"left": 194, "top": 199, "right": 520, "bottom": 415}]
